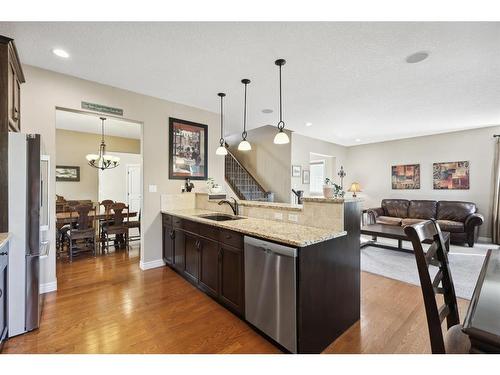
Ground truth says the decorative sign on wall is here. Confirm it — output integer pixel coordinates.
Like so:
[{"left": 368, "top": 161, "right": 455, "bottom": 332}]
[
  {"left": 292, "top": 165, "right": 301, "bottom": 177},
  {"left": 81, "top": 101, "right": 124, "bottom": 116},
  {"left": 56, "top": 165, "right": 80, "bottom": 182},
  {"left": 391, "top": 164, "right": 420, "bottom": 189},
  {"left": 433, "top": 161, "right": 470, "bottom": 190},
  {"left": 169, "top": 117, "right": 208, "bottom": 180}
]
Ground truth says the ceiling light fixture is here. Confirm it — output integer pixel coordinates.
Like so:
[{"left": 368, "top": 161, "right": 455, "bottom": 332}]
[
  {"left": 405, "top": 51, "right": 429, "bottom": 64},
  {"left": 52, "top": 48, "right": 69, "bottom": 58},
  {"left": 86, "top": 117, "right": 120, "bottom": 170},
  {"left": 262, "top": 109, "right": 273, "bottom": 114},
  {"left": 216, "top": 92, "right": 228, "bottom": 156},
  {"left": 273, "top": 59, "right": 290, "bottom": 145},
  {"left": 238, "top": 79, "right": 252, "bottom": 151},
  {"left": 355, "top": 138, "right": 361, "bottom": 142},
  {"left": 305, "top": 122, "right": 313, "bottom": 127}
]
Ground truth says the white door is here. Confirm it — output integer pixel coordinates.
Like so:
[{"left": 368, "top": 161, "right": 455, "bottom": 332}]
[{"left": 126, "top": 164, "right": 141, "bottom": 218}]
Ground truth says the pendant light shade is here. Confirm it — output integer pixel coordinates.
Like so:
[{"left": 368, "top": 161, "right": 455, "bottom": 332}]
[
  {"left": 238, "top": 79, "right": 252, "bottom": 151},
  {"left": 216, "top": 92, "right": 228, "bottom": 156},
  {"left": 274, "top": 59, "right": 290, "bottom": 145},
  {"left": 86, "top": 117, "right": 120, "bottom": 170}
]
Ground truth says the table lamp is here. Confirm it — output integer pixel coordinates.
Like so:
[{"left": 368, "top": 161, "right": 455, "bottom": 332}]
[{"left": 348, "top": 182, "right": 362, "bottom": 198}]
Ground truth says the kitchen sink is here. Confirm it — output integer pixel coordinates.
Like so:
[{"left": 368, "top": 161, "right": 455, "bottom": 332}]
[{"left": 197, "top": 214, "right": 245, "bottom": 221}]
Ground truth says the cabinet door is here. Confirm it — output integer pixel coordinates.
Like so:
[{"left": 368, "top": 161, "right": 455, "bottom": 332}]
[
  {"left": 0, "top": 261, "right": 7, "bottom": 349},
  {"left": 219, "top": 244, "right": 244, "bottom": 315},
  {"left": 162, "top": 225, "right": 174, "bottom": 265},
  {"left": 173, "top": 229, "right": 185, "bottom": 272},
  {"left": 198, "top": 238, "right": 219, "bottom": 297},
  {"left": 184, "top": 233, "right": 200, "bottom": 283}
]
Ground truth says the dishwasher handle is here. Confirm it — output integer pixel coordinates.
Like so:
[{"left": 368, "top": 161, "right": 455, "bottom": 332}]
[{"left": 244, "top": 236, "right": 297, "bottom": 258}]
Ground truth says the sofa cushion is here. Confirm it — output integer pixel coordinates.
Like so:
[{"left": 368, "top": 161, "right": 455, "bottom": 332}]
[
  {"left": 382, "top": 199, "right": 409, "bottom": 218},
  {"left": 437, "top": 220, "right": 465, "bottom": 233},
  {"left": 437, "top": 201, "right": 476, "bottom": 222},
  {"left": 376, "top": 216, "right": 403, "bottom": 226},
  {"left": 408, "top": 200, "right": 437, "bottom": 219},
  {"left": 402, "top": 218, "right": 427, "bottom": 226}
]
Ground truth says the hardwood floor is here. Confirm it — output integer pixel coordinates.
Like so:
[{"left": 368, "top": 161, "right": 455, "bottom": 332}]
[{"left": 3, "top": 247, "right": 468, "bottom": 354}]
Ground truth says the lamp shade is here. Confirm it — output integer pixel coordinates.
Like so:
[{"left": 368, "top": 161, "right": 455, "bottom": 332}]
[
  {"left": 238, "top": 139, "right": 252, "bottom": 151},
  {"left": 273, "top": 130, "right": 290, "bottom": 145},
  {"left": 348, "top": 182, "right": 362, "bottom": 197},
  {"left": 216, "top": 145, "right": 228, "bottom": 155}
]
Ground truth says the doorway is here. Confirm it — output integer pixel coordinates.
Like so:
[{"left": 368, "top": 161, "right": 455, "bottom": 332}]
[{"left": 54, "top": 108, "right": 143, "bottom": 266}]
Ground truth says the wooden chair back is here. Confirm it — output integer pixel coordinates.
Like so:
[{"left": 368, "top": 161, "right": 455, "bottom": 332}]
[
  {"left": 72, "top": 204, "right": 95, "bottom": 230},
  {"left": 110, "top": 203, "right": 129, "bottom": 226},
  {"left": 404, "top": 219, "right": 460, "bottom": 354},
  {"left": 99, "top": 199, "right": 115, "bottom": 214}
]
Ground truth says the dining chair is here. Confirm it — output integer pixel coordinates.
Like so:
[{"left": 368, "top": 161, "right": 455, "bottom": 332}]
[
  {"left": 67, "top": 204, "right": 97, "bottom": 262},
  {"left": 98, "top": 199, "right": 115, "bottom": 247},
  {"left": 125, "top": 209, "right": 141, "bottom": 243},
  {"left": 404, "top": 219, "right": 471, "bottom": 354},
  {"left": 102, "top": 203, "right": 130, "bottom": 253}
]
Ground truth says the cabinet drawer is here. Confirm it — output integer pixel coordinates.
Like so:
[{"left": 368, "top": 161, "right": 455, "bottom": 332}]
[
  {"left": 219, "top": 229, "right": 243, "bottom": 249},
  {"left": 162, "top": 213, "right": 172, "bottom": 226},
  {"left": 199, "top": 223, "right": 219, "bottom": 241},
  {"left": 172, "top": 216, "right": 183, "bottom": 228},
  {"left": 181, "top": 219, "right": 199, "bottom": 234}
]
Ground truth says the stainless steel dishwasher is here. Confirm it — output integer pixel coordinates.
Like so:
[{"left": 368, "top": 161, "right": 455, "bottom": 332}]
[{"left": 244, "top": 236, "right": 297, "bottom": 353}]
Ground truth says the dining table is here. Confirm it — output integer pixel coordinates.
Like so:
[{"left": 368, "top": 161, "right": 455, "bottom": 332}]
[
  {"left": 463, "top": 248, "right": 500, "bottom": 353},
  {"left": 56, "top": 210, "right": 137, "bottom": 225}
]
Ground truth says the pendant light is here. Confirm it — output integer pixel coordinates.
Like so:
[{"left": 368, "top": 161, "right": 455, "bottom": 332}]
[
  {"left": 238, "top": 79, "right": 252, "bottom": 151},
  {"left": 273, "top": 59, "right": 290, "bottom": 144},
  {"left": 215, "top": 92, "right": 228, "bottom": 156},
  {"left": 86, "top": 117, "right": 120, "bottom": 170}
]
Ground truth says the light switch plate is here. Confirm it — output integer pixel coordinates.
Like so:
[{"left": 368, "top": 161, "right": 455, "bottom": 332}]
[
  {"left": 274, "top": 212, "right": 283, "bottom": 220},
  {"left": 148, "top": 184, "right": 157, "bottom": 193},
  {"left": 288, "top": 213, "right": 298, "bottom": 222}
]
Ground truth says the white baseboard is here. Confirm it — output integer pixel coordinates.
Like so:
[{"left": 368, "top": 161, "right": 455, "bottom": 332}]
[
  {"left": 140, "top": 258, "right": 165, "bottom": 271},
  {"left": 40, "top": 280, "right": 57, "bottom": 294},
  {"left": 478, "top": 236, "right": 493, "bottom": 244}
]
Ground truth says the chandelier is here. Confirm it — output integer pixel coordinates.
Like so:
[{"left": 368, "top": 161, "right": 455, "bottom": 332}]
[{"left": 85, "top": 117, "right": 120, "bottom": 170}]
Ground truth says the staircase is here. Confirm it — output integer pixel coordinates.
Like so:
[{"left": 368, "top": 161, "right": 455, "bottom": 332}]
[{"left": 225, "top": 148, "right": 273, "bottom": 202}]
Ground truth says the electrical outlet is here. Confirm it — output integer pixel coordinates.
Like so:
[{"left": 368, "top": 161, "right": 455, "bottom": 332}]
[
  {"left": 148, "top": 184, "right": 157, "bottom": 193},
  {"left": 288, "top": 213, "right": 299, "bottom": 222},
  {"left": 274, "top": 212, "right": 283, "bottom": 220}
]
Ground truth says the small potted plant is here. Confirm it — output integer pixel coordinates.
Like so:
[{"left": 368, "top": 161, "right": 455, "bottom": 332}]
[
  {"left": 323, "top": 178, "right": 345, "bottom": 199},
  {"left": 206, "top": 177, "right": 223, "bottom": 194}
]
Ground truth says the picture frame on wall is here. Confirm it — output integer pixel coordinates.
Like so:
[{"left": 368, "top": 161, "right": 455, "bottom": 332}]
[
  {"left": 168, "top": 117, "right": 208, "bottom": 180},
  {"left": 433, "top": 161, "right": 470, "bottom": 190},
  {"left": 55, "top": 166, "right": 80, "bottom": 182},
  {"left": 302, "top": 170, "right": 310, "bottom": 184},
  {"left": 391, "top": 164, "right": 420, "bottom": 189},
  {"left": 292, "top": 165, "right": 301, "bottom": 177}
]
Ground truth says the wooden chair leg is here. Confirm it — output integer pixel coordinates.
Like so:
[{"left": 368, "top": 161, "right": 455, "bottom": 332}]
[{"left": 69, "top": 238, "right": 73, "bottom": 262}]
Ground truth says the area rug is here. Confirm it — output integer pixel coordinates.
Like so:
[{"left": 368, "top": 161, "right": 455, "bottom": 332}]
[{"left": 360, "top": 237, "right": 496, "bottom": 300}]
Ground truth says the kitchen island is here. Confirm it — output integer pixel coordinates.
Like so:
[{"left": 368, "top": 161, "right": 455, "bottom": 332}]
[{"left": 161, "top": 195, "right": 361, "bottom": 353}]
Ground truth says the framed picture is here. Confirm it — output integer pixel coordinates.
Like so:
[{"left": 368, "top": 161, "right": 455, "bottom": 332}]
[
  {"left": 169, "top": 117, "right": 208, "bottom": 180},
  {"left": 302, "top": 170, "right": 310, "bottom": 184},
  {"left": 292, "top": 165, "right": 301, "bottom": 177},
  {"left": 433, "top": 161, "right": 469, "bottom": 190},
  {"left": 391, "top": 164, "right": 420, "bottom": 189},
  {"left": 56, "top": 166, "right": 80, "bottom": 182}
]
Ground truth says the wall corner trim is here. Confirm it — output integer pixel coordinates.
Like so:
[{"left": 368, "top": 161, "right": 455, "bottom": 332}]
[
  {"left": 139, "top": 259, "right": 165, "bottom": 271},
  {"left": 40, "top": 280, "right": 58, "bottom": 294}
]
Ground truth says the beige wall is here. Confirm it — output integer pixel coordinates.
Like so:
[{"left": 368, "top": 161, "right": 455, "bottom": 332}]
[
  {"left": 291, "top": 133, "right": 349, "bottom": 198},
  {"left": 345, "top": 126, "right": 500, "bottom": 239},
  {"left": 56, "top": 129, "right": 140, "bottom": 201},
  {"left": 226, "top": 125, "right": 292, "bottom": 203},
  {"left": 22, "top": 65, "right": 223, "bottom": 287}
]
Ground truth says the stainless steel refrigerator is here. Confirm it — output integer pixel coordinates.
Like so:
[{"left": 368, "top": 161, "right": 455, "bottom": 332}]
[{"left": 8, "top": 132, "right": 41, "bottom": 337}]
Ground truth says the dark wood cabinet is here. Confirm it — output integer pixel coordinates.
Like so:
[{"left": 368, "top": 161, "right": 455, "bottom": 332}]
[
  {"left": 198, "top": 237, "right": 219, "bottom": 297},
  {"left": 219, "top": 244, "right": 244, "bottom": 315},
  {"left": 162, "top": 214, "right": 245, "bottom": 317},
  {"left": 0, "top": 36, "right": 25, "bottom": 232},
  {"left": 183, "top": 233, "right": 200, "bottom": 283},
  {"left": 162, "top": 224, "right": 174, "bottom": 265}
]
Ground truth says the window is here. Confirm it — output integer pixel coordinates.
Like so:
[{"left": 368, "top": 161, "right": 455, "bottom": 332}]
[{"left": 309, "top": 160, "right": 325, "bottom": 195}]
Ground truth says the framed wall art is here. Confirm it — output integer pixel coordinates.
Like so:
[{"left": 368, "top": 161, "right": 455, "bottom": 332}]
[
  {"left": 302, "top": 169, "right": 310, "bottom": 184},
  {"left": 391, "top": 164, "right": 420, "bottom": 189},
  {"left": 169, "top": 117, "right": 208, "bottom": 180},
  {"left": 56, "top": 166, "right": 80, "bottom": 182},
  {"left": 292, "top": 165, "right": 302, "bottom": 177},
  {"left": 433, "top": 161, "right": 469, "bottom": 190}
]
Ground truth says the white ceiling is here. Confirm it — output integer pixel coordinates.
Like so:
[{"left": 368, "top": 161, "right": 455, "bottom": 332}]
[
  {"left": 56, "top": 110, "right": 141, "bottom": 139},
  {"left": 1, "top": 22, "right": 499, "bottom": 146}
]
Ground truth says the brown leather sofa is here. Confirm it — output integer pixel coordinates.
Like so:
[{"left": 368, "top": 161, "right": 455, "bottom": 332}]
[{"left": 367, "top": 199, "right": 484, "bottom": 247}]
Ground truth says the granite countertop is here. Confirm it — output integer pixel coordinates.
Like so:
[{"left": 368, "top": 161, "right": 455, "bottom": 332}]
[
  {"left": 161, "top": 209, "right": 346, "bottom": 247},
  {"left": 0, "top": 232, "right": 11, "bottom": 249}
]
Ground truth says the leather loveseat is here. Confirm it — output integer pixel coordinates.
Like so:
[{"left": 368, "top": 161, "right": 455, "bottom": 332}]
[{"left": 366, "top": 199, "right": 484, "bottom": 247}]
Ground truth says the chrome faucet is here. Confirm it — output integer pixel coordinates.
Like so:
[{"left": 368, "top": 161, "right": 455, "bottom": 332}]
[{"left": 218, "top": 197, "right": 239, "bottom": 216}]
